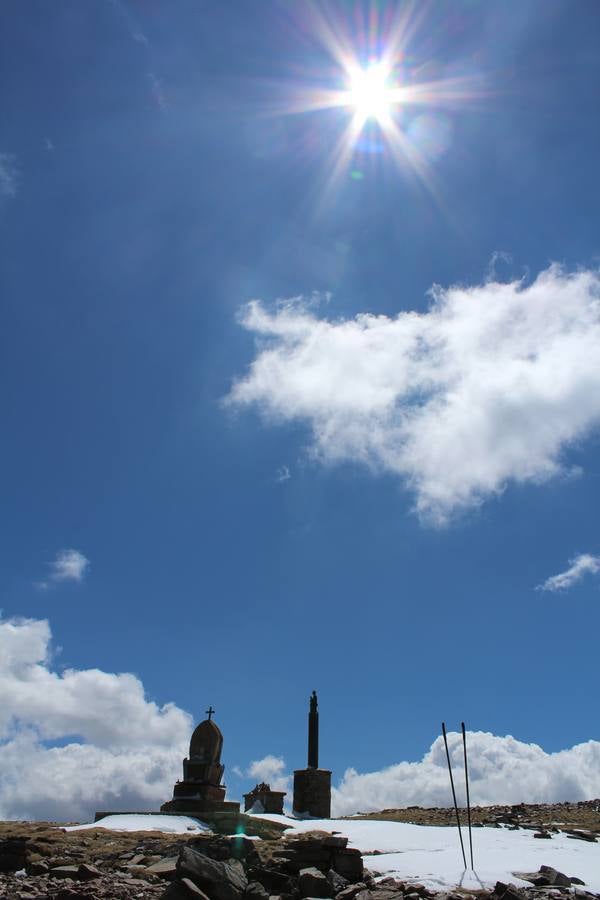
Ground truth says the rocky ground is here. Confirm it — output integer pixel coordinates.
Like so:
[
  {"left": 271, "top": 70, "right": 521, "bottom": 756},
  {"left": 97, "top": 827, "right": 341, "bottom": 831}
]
[
  {"left": 350, "top": 800, "right": 600, "bottom": 839},
  {"left": 0, "top": 803, "right": 598, "bottom": 900}
]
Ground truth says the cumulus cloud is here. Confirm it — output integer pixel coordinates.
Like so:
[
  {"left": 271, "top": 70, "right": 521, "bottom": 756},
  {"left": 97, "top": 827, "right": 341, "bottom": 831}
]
[
  {"left": 0, "top": 617, "right": 191, "bottom": 821},
  {"left": 50, "top": 549, "right": 89, "bottom": 584},
  {"left": 241, "top": 754, "right": 290, "bottom": 793},
  {"left": 227, "top": 265, "right": 600, "bottom": 524},
  {"left": 0, "top": 153, "right": 18, "bottom": 198},
  {"left": 248, "top": 754, "right": 289, "bottom": 791},
  {"left": 331, "top": 732, "right": 600, "bottom": 815},
  {"left": 538, "top": 553, "right": 600, "bottom": 592}
]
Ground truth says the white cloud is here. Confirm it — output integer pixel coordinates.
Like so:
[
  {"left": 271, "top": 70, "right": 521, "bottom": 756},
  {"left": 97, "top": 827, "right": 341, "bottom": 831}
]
[
  {"left": 244, "top": 754, "right": 290, "bottom": 793},
  {"left": 0, "top": 153, "right": 18, "bottom": 198},
  {"left": 0, "top": 617, "right": 191, "bottom": 821},
  {"left": 276, "top": 465, "right": 291, "bottom": 483},
  {"left": 332, "top": 732, "right": 600, "bottom": 815},
  {"left": 50, "top": 549, "right": 89, "bottom": 583},
  {"left": 227, "top": 265, "right": 600, "bottom": 524},
  {"left": 538, "top": 552, "right": 600, "bottom": 592}
]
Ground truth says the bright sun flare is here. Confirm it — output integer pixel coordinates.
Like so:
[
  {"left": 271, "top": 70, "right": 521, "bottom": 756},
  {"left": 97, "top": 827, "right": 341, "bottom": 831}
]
[{"left": 348, "top": 63, "right": 395, "bottom": 122}]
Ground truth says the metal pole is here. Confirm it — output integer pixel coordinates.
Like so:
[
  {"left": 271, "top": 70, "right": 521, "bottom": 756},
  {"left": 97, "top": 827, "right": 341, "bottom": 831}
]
[
  {"left": 461, "top": 722, "right": 474, "bottom": 870},
  {"left": 442, "top": 722, "right": 467, "bottom": 869}
]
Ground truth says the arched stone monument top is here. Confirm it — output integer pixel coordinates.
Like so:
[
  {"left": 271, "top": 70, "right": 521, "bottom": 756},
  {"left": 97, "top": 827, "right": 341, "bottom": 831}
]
[{"left": 189, "top": 717, "right": 223, "bottom": 762}]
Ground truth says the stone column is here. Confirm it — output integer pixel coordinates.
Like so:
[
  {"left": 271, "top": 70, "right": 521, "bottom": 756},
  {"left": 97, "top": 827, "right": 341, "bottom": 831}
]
[{"left": 308, "top": 690, "right": 319, "bottom": 768}]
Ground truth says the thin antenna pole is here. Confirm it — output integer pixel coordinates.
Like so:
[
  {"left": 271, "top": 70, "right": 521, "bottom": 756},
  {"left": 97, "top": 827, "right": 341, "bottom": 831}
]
[
  {"left": 442, "top": 722, "right": 467, "bottom": 870},
  {"left": 461, "top": 722, "right": 474, "bottom": 870}
]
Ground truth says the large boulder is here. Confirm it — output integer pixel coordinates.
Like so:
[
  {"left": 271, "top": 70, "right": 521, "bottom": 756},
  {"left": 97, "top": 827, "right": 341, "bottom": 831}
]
[
  {"left": 0, "top": 839, "right": 29, "bottom": 873},
  {"left": 245, "top": 865, "right": 294, "bottom": 893},
  {"left": 245, "top": 881, "right": 270, "bottom": 900},
  {"left": 298, "top": 866, "right": 333, "bottom": 898},
  {"left": 331, "top": 849, "right": 363, "bottom": 883},
  {"left": 178, "top": 846, "right": 248, "bottom": 900},
  {"left": 162, "top": 879, "right": 212, "bottom": 899},
  {"left": 513, "top": 866, "right": 573, "bottom": 888},
  {"left": 326, "top": 868, "right": 348, "bottom": 895}
]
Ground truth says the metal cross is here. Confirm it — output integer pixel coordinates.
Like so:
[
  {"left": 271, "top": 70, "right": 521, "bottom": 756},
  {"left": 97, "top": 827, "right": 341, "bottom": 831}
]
[{"left": 205, "top": 706, "right": 215, "bottom": 721}]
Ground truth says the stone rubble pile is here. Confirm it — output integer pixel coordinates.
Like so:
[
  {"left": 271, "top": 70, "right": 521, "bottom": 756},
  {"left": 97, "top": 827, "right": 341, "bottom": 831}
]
[{"left": 1, "top": 827, "right": 599, "bottom": 900}]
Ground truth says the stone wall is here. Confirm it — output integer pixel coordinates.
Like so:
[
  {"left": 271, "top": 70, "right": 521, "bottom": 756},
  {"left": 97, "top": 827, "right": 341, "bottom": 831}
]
[{"left": 293, "top": 768, "right": 331, "bottom": 818}]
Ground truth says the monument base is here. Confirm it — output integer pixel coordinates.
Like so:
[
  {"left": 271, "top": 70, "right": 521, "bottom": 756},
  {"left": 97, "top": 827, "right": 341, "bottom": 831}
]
[
  {"left": 160, "top": 798, "right": 240, "bottom": 815},
  {"left": 293, "top": 768, "right": 331, "bottom": 818}
]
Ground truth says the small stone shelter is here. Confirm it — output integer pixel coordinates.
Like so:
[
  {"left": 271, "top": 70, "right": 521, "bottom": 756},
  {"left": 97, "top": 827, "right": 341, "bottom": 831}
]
[{"left": 243, "top": 782, "right": 286, "bottom": 814}]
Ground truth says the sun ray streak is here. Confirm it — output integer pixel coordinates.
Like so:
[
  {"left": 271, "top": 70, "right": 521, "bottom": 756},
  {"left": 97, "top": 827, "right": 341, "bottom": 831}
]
[
  {"left": 252, "top": 2, "right": 488, "bottom": 204},
  {"left": 318, "top": 113, "right": 367, "bottom": 210}
]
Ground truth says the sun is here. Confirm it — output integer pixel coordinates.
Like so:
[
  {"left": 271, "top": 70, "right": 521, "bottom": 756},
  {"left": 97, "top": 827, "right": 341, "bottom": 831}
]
[{"left": 347, "top": 62, "right": 396, "bottom": 124}]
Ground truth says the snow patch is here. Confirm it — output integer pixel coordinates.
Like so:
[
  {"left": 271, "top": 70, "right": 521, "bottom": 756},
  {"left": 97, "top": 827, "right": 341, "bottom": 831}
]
[
  {"left": 251, "top": 815, "right": 600, "bottom": 893},
  {"left": 64, "top": 814, "right": 210, "bottom": 834}
]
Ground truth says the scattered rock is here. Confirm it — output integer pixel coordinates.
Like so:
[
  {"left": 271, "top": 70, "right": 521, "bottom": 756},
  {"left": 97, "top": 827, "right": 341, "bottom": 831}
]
[
  {"left": 566, "top": 830, "right": 598, "bottom": 843},
  {"left": 371, "top": 891, "right": 405, "bottom": 900},
  {"left": 147, "top": 856, "right": 180, "bottom": 879},
  {"left": 336, "top": 881, "right": 368, "bottom": 900},
  {"left": 494, "top": 882, "right": 525, "bottom": 900}
]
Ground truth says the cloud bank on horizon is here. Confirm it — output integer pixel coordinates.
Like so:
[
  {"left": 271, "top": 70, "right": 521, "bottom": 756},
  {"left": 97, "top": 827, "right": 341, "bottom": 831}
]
[
  {"left": 331, "top": 732, "right": 600, "bottom": 815},
  {"left": 228, "top": 265, "right": 600, "bottom": 524},
  {"left": 0, "top": 617, "right": 190, "bottom": 821},
  {"left": 2, "top": 616, "right": 599, "bottom": 821}
]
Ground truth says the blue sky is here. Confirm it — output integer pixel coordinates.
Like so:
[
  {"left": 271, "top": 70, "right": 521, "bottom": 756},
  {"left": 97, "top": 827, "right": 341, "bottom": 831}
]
[{"left": 1, "top": 1, "right": 600, "bottom": 820}]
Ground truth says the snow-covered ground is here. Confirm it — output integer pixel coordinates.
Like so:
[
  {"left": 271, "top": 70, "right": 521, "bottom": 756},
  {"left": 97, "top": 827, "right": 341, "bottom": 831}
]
[
  {"left": 63, "top": 814, "right": 209, "bottom": 834},
  {"left": 252, "top": 815, "right": 600, "bottom": 894},
  {"left": 61, "top": 812, "right": 600, "bottom": 894}
]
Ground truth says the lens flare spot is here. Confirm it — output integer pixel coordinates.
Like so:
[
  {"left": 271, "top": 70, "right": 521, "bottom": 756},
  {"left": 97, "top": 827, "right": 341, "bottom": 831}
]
[{"left": 408, "top": 112, "right": 453, "bottom": 161}]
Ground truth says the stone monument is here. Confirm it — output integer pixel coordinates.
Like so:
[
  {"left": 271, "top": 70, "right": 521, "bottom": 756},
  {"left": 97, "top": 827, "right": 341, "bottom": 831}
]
[
  {"left": 161, "top": 706, "right": 240, "bottom": 820},
  {"left": 243, "top": 782, "right": 286, "bottom": 814},
  {"left": 292, "top": 690, "right": 331, "bottom": 818}
]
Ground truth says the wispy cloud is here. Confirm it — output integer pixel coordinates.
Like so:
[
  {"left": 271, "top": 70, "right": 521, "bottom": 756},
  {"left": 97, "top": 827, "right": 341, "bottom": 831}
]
[
  {"left": 147, "top": 72, "right": 166, "bottom": 110},
  {"left": 228, "top": 265, "right": 600, "bottom": 524},
  {"left": 0, "top": 153, "right": 19, "bottom": 198},
  {"left": 109, "top": 0, "right": 149, "bottom": 47},
  {"left": 276, "top": 465, "right": 291, "bottom": 483},
  {"left": 538, "top": 553, "right": 600, "bottom": 592},
  {"left": 52, "top": 548, "right": 89, "bottom": 583},
  {"left": 47, "top": 549, "right": 90, "bottom": 585}
]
